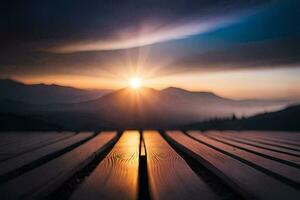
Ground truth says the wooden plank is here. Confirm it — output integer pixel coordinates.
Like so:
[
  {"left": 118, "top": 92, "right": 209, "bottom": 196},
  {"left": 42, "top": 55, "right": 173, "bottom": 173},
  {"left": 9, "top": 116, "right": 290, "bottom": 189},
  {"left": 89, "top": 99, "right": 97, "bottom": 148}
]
[
  {"left": 0, "top": 131, "right": 117, "bottom": 200},
  {"left": 0, "top": 132, "right": 43, "bottom": 146},
  {"left": 238, "top": 131, "right": 300, "bottom": 145},
  {"left": 0, "top": 132, "right": 69, "bottom": 149},
  {"left": 258, "top": 137, "right": 300, "bottom": 147},
  {"left": 0, "top": 132, "right": 75, "bottom": 156},
  {"left": 188, "top": 131, "right": 300, "bottom": 186},
  {"left": 228, "top": 132, "right": 300, "bottom": 152},
  {"left": 0, "top": 132, "right": 50, "bottom": 152},
  {"left": 255, "top": 131, "right": 300, "bottom": 141},
  {"left": 221, "top": 131, "right": 300, "bottom": 154},
  {"left": 0, "top": 132, "right": 93, "bottom": 177},
  {"left": 211, "top": 132, "right": 300, "bottom": 156},
  {"left": 208, "top": 132, "right": 300, "bottom": 167},
  {"left": 0, "top": 133, "right": 33, "bottom": 146},
  {"left": 166, "top": 131, "right": 300, "bottom": 200},
  {"left": 0, "top": 132, "right": 74, "bottom": 161},
  {"left": 143, "top": 131, "right": 218, "bottom": 200},
  {"left": 70, "top": 130, "right": 140, "bottom": 200}
]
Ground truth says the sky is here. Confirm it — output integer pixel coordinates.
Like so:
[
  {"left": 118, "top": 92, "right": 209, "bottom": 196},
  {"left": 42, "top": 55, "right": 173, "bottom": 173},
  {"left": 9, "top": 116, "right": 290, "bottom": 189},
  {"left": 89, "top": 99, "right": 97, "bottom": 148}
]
[{"left": 0, "top": 0, "right": 299, "bottom": 100}]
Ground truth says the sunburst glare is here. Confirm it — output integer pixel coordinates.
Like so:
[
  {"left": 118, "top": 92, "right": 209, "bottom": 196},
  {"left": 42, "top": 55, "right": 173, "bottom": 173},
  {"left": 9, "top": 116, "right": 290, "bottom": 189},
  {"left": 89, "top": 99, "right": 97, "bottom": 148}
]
[{"left": 129, "top": 77, "right": 142, "bottom": 89}]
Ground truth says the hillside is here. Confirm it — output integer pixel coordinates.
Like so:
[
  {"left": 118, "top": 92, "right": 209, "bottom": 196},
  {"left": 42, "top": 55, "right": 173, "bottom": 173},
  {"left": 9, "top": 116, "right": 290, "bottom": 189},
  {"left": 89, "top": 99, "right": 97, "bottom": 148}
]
[
  {"left": 0, "top": 79, "right": 111, "bottom": 104},
  {"left": 184, "top": 104, "right": 300, "bottom": 131},
  {"left": 0, "top": 85, "right": 293, "bottom": 129}
]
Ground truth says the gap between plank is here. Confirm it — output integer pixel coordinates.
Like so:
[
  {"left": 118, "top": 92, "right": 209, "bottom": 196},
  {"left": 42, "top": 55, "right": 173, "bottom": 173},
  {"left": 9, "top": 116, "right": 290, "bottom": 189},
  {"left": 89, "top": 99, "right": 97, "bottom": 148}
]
[
  {"left": 138, "top": 131, "right": 151, "bottom": 200},
  {"left": 44, "top": 131, "right": 122, "bottom": 200},
  {"left": 160, "top": 130, "right": 244, "bottom": 200}
]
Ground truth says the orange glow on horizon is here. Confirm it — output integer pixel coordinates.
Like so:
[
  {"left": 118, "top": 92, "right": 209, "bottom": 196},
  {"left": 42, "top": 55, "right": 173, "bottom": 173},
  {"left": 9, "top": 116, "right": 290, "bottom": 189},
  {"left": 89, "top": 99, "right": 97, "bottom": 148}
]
[{"left": 9, "top": 66, "right": 300, "bottom": 101}]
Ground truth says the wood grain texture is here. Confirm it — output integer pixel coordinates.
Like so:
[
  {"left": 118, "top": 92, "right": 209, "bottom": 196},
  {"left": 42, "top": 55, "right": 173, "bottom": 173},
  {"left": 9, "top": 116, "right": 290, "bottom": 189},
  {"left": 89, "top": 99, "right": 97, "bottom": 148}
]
[
  {"left": 0, "top": 131, "right": 117, "bottom": 200},
  {"left": 189, "top": 131, "right": 300, "bottom": 185},
  {"left": 0, "top": 132, "right": 71, "bottom": 150},
  {"left": 0, "top": 132, "right": 92, "bottom": 176},
  {"left": 70, "top": 130, "right": 140, "bottom": 200},
  {"left": 210, "top": 131, "right": 300, "bottom": 155},
  {"left": 166, "top": 131, "right": 300, "bottom": 200},
  {"left": 0, "top": 132, "right": 54, "bottom": 146},
  {"left": 0, "top": 133, "right": 35, "bottom": 146},
  {"left": 0, "top": 132, "right": 74, "bottom": 161},
  {"left": 143, "top": 131, "right": 218, "bottom": 200},
  {"left": 236, "top": 131, "right": 300, "bottom": 145},
  {"left": 208, "top": 132, "right": 300, "bottom": 167},
  {"left": 225, "top": 131, "right": 300, "bottom": 150}
]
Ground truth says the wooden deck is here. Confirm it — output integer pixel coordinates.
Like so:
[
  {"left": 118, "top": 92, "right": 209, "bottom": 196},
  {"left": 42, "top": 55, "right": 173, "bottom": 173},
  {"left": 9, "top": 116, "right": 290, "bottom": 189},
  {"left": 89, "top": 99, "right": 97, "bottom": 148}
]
[
  {"left": 70, "top": 130, "right": 140, "bottom": 200},
  {"left": 143, "top": 131, "right": 218, "bottom": 200},
  {"left": 0, "top": 130, "right": 299, "bottom": 200}
]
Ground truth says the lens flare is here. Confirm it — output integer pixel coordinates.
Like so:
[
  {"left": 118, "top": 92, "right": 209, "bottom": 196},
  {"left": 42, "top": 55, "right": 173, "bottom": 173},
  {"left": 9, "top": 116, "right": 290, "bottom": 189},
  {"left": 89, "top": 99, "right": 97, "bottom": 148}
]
[{"left": 129, "top": 78, "right": 142, "bottom": 89}]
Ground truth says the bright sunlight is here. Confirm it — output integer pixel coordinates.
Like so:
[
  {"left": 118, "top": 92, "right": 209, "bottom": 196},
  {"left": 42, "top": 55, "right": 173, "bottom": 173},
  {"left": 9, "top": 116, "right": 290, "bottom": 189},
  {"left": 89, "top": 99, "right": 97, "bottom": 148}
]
[{"left": 129, "top": 77, "right": 142, "bottom": 89}]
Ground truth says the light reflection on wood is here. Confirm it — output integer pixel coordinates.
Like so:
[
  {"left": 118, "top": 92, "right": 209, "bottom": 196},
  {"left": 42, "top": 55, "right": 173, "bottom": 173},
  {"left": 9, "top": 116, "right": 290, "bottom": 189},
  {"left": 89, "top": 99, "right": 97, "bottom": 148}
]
[
  {"left": 143, "top": 130, "right": 218, "bottom": 200},
  {"left": 70, "top": 130, "right": 140, "bottom": 200}
]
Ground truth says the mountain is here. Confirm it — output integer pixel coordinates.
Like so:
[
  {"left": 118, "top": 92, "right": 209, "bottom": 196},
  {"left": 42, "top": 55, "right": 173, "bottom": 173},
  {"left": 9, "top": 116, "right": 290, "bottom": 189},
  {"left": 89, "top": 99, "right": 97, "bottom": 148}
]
[
  {"left": 0, "top": 84, "right": 295, "bottom": 129},
  {"left": 184, "top": 104, "right": 300, "bottom": 131},
  {"left": 0, "top": 79, "right": 112, "bottom": 104},
  {"left": 41, "top": 87, "right": 291, "bottom": 128}
]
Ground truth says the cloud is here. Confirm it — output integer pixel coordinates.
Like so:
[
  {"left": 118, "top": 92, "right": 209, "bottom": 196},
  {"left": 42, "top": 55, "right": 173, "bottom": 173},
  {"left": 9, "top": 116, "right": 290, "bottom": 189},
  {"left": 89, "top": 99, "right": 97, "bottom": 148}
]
[
  {"left": 0, "top": 0, "right": 298, "bottom": 80},
  {"left": 50, "top": 14, "right": 241, "bottom": 53},
  {"left": 174, "top": 39, "right": 300, "bottom": 71},
  {"left": 0, "top": 0, "right": 269, "bottom": 52}
]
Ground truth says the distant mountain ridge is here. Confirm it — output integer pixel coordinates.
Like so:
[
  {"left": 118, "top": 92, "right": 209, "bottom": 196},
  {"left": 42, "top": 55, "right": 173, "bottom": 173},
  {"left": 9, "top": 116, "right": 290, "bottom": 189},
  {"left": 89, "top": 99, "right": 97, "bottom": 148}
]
[
  {"left": 0, "top": 79, "right": 296, "bottom": 129},
  {"left": 0, "top": 79, "right": 112, "bottom": 104},
  {"left": 162, "top": 87, "right": 220, "bottom": 97},
  {"left": 184, "top": 104, "right": 300, "bottom": 131}
]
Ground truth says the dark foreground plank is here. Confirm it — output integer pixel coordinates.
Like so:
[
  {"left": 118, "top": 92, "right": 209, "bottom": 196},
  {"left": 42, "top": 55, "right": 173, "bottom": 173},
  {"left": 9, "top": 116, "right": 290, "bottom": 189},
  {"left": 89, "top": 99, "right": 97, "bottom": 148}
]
[
  {"left": 230, "top": 131, "right": 300, "bottom": 150},
  {"left": 0, "top": 132, "right": 73, "bottom": 150},
  {"left": 0, "top": 132, "right": 93, "bottom": 177},
  {"left": 0, "top": 132, "right": 66, "bottom": 147},
  {"left": 143, "top": 131, "right": 218, "bottom": 200},
  {"left": 166, "top": 131, "right": 300, "bottom": 200},
  {"left": 0, "top": 132, "right": 42, "bottom": 146},
  {"left": 0, "top": 131, "right": 117, "bottom": 200},
  {"left": 70, "top": 130, "right": 140, "bottom": 200},
  {"left": 0, "top": 132, "right": 74, "bottom": 161},
  {"left": 238, "top": 131, "right": 300, "bottom": 145},
  {"left": 189, "top": 131, "right": 300, "bottom": 185},
  {"left": 209, "top": 132, "right": 300, "bottom": 167},
  {"left": 213, "top": 131, "right": 300, "bottom": 155}
]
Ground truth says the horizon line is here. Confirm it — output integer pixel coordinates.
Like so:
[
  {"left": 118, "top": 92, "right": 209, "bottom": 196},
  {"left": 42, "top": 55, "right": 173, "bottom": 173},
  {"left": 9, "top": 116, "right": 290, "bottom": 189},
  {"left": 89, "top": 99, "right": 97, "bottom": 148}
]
[{"left": 1, "top": 78, "right": 300, "bottom": 102}]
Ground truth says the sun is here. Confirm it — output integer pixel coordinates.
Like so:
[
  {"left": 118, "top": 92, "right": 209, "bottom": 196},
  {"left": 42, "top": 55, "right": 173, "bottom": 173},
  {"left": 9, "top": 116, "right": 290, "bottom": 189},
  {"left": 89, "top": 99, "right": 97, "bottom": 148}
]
[{"left": 129, "top": 77, "right": 142, "bottom": 89}]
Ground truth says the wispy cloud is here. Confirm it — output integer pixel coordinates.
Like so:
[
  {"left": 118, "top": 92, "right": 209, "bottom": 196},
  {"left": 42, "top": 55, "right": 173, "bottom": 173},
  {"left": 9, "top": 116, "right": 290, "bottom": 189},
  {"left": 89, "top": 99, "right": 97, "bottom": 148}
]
[{"left": 50, "top": 13, "right": 246, "bottom": 53}]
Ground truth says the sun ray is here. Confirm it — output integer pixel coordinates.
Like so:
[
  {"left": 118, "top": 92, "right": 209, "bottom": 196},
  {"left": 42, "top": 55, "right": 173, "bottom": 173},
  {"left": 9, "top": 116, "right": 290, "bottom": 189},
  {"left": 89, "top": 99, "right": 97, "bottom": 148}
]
[{"left": 129, "top": 77, "right": 142, "bottom": 89}]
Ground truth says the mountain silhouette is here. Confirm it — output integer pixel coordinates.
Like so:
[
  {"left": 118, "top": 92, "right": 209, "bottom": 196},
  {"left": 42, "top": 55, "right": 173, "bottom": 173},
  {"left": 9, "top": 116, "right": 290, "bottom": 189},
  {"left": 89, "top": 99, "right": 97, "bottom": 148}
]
[
  {"left": 0, "top": 79, "right": 111, "bottom": 104},
  {"left": 184, "top": 104, "right": 300, "bottom": 131},
  {"left": 36, "top": 87, "right": 291, "bottom": 128},
  {"left": 0, "top": 81, "right": 295, "bottom": 129}
]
